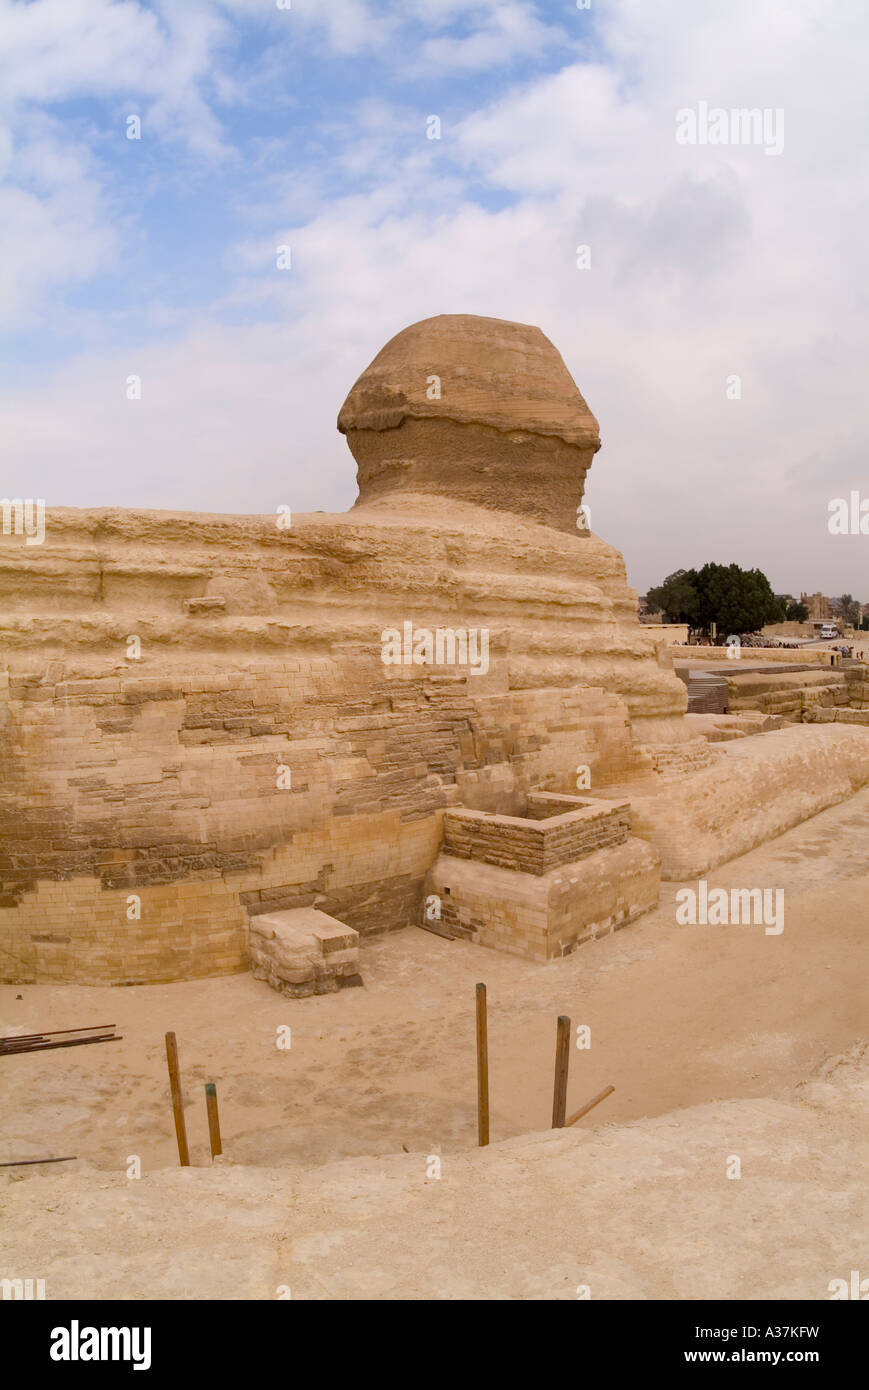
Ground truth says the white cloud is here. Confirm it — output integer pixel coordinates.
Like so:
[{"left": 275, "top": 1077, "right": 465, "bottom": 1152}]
[
  {"left": 219, "top": 0, "right": 398, "bottom": 56},
  {"left": 412, "top": 1, "right": 568, "bottom": 74},
  {"left": 2, "top": 0, "right": 869, "bottom": 599},
  {"left": 0, "top": 0, "right": 164, "bottom": 106},
  {"left": 0, "top": 113, "right": 118, "bottom": 324},
  {"left": 0, "top": 0, "right": 242, "bottom": 327}
]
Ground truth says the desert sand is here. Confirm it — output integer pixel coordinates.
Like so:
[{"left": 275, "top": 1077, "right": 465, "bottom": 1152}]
[{"left": 3, "top": 789, "right": 867, "bottom": 1299}]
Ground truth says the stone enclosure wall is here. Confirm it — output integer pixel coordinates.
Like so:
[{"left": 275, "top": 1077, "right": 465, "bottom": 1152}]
[
  {"left": 726, "top": 665, "right": 869, "bottom": 720},
  {"left": 427, "top": 790, "right": 656, "bottom": 960},
  {"left": 425, "top": 835, "right": 660, "bottom": 960},
  {"left": 442, "top": 797, "right": 632, "bottom": 875}
]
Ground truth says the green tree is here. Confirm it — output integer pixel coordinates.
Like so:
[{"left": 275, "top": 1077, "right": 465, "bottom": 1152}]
[
  {"left": 692, "top": 563, "right": 783, "bottom": 636},
  {"left": 645, "top": 569, "right": 700, "bottom": 625},
  {"left": 646, "top": 563, "right": 787, "bottom": 636}
]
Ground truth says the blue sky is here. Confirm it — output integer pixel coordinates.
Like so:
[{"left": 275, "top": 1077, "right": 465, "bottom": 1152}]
[
  {"left": 1, "top": 2, "right": 594, "bottom": 362},
  {"left": 1, "top": 0, "right": 868, "bottom": 598}
]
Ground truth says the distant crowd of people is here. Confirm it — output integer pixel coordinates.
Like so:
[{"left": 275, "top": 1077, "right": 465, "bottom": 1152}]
[{"left": 678, "top": 631, "right": 859, "bottom": 658}]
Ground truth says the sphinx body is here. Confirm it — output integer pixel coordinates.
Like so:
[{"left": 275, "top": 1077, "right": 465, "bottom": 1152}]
[{"left": 2, "top": 316, "right": 866, "bottom": 981}]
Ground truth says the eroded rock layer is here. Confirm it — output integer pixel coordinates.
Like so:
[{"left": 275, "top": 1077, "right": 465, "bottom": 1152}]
[
  {"left": 0, "top": 495, "right": 682, "bottom": 982},
  {"left": 339, "top": 315, "right": 601, "bottom": 533},
  {"left": 5, "top": 312, "right": 866, "bottom": 984}
]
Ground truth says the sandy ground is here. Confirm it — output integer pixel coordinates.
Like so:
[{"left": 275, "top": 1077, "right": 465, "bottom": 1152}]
[
  {"left": 3, "top": 788, "right": 869, "bottom": 1170},
  {"left": 2, "top": 1049, "right": 866, "bottom": 1300},
  {"left": 2, "top": 789, "right": 868, "bottom": 1298}
]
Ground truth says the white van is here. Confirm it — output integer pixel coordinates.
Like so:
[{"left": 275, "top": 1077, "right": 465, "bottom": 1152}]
[{"left": 819, "top": 622, "right": 838, "bottom": 639}]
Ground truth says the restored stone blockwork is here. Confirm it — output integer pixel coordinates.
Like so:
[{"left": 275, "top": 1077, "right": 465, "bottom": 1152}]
[
  {"left": 426, "top": 790, "right": 656, "bottom": 959},
  {"left": 0, "top": 642, "right": 658, "bottom": 981},
  {"left": 726, "top": 666, "right": 869, "bottom": 720},
  {"left": 442, "top": 798, "right": 632, "bottom": 875}
]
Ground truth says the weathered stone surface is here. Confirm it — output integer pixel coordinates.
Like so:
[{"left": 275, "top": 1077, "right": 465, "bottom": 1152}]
[
  {"left": 4, "top": 1048, "right": 866, "bottom": 1298},
  {"left": 624, "top": 723, "right": 869, "bottom": 879},
  {"left": 248, "top": 908, "right": 361, "bottom": 997},
  {"left": 425, "top": 835, "right": 661, "bottom": 961},
  {"left": 0, "top": 488, "right": 685, "bottom": 981},
  {"left": 2, "top": 312, "right": 869, "bottom": 983},
  {"left": 338, "top": 314, "right": 600, "bottom": 533}
]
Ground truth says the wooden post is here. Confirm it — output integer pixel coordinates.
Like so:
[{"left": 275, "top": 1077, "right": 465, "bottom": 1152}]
[
  {"left": 552, "top": 1015, "right": 571, "bottom": 1128},
  {"left": 475, "top": 983, "right": 489, "bottom": 1147},
  {"left": 164, "top": 1031, "right": 190, "bottom": 1166},
  {"left": 205, "top": 1082, "right": 222, "bottom": 1158},
  {"left": 565, "top": 1085, "right": 615, "bottom": 1128}
]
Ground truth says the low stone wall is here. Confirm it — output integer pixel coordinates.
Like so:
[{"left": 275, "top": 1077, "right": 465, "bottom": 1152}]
[
  {"left": 678, "top": 646, "right": 842, "bottom": 666},
  {"left": 640, "top": 623, "right": 689, "bottom": 644},
  {"left": 624, "top": 724, "right": 869, "bottom": 879},
  {"left": 646, "top": 737, "right": 717, "bottom": 775},
  {"left": 425, "top": 837, "right": 660, "bottom": 960},
  {"left": 725, "top": 665, "right": 869, "bottom": 720},
  {"left": 804, "top": 707, "right": 869, "bottom": 726},
  {"left": 441, "top": 797, "right": 631, "bottom": 876},
  {"left": 524, "top": 791, "right": 598, "bottom": 817},
  {"left": 683, "top": 712, "right": 785, "bottom": 742}
]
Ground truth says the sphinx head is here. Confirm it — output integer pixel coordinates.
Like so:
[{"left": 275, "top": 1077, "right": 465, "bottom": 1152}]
[{"left": 338, "top": 314, "right": 601, "bottom": 534}]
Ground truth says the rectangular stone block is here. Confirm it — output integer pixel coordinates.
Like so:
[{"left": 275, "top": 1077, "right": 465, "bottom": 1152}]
[{"left": 246, "top": 907, "right": 360, "bottom": 996}]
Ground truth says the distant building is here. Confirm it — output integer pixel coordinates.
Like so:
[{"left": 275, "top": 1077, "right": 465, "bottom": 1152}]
[
  {"left": 638, "top": 595, "right": 662, "bottom": 621},
  {"left": 800, "top": 591, "right": 832, "bottom": 621}
]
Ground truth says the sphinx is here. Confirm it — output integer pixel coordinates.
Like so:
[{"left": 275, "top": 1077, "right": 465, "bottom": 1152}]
[{"left": 1, "top": 315, "right": 868, "bottom": 982}]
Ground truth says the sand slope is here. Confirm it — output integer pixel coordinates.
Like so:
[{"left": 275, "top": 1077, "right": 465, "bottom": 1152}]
[{"left": 1, "top": 1045, "right": 865, "bottom": 1301}]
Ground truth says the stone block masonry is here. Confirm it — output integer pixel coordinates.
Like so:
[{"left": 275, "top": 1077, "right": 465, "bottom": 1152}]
[
  {"left": 725, "top": 664, "right": 869, "bottom": 720},
  {"left": 442, "top": 795, "right": 632, "bottom": 875},
  {"left": 425, "top": 837, "right": 661, "bottom": 961},
  {"left": 427, "top": 791, "right": 657, "bottom": 960},
  {"left": 622, "top": 723, "right": 869, "bottom": 879},
  {"left": 0, "top": 655, "right": 638, "bottom": 982},
  {"left": 646, "top": 737, "right": 717, "bottom": 775},
  {"left": 248, "top": 908, "right": 362, "bottom": 997}
]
